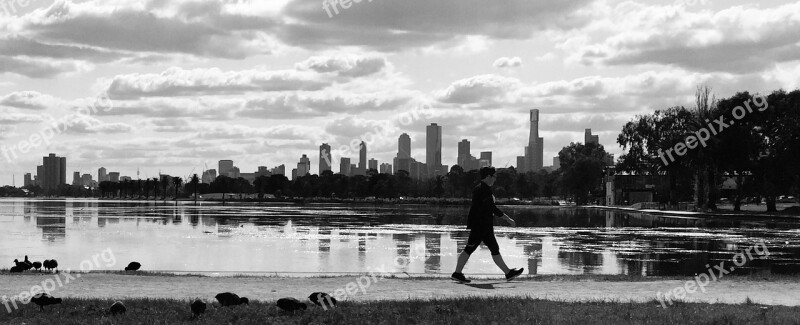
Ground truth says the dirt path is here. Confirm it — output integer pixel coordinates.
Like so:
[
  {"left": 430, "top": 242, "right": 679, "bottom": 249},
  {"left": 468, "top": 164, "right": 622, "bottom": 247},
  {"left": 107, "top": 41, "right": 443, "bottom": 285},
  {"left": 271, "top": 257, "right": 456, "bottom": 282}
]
[{"left": 2, "top": 274, "right": 799, "bottom": 307}]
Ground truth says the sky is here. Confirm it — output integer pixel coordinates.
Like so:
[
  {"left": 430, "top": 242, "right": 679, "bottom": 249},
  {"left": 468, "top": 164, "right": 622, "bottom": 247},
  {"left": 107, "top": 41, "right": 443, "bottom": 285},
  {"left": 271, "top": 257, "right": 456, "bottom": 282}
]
[{"left": 0, "top": 0, "right": 799, "bottom": 184}]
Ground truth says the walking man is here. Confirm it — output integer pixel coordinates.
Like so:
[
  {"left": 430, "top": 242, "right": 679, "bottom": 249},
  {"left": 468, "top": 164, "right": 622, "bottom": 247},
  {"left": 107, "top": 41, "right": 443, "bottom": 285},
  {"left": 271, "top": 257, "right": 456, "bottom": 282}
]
[{"left": 451, "top": 167, "right": 524, "bottom": 283}]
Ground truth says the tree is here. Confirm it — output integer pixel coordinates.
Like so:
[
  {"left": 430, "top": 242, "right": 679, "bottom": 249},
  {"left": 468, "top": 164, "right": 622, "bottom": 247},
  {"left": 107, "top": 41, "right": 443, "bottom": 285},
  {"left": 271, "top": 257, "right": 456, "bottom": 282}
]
[
  {"left": 172, "top": 176, "right": 182, "bottom": 202},
  {"left": 558, "top": 142, "right": 608, "bottom": 205}
]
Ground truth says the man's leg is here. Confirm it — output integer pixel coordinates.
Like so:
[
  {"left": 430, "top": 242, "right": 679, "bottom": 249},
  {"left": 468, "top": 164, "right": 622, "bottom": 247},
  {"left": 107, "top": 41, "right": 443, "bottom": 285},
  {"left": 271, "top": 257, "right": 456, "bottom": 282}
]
[
  {"left": 454, "top": 250, "right": 471, "bottom": 273},
  {"left": 454, "top": 229, "right": 482, "bottom": 273}
]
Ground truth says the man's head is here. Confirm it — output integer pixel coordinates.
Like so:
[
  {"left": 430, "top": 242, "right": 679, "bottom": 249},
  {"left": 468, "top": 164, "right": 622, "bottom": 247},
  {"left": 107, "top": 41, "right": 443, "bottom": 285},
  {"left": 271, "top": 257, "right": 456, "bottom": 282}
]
[{"left": 479, "top": 167, "right": 496, "bottom": 186}]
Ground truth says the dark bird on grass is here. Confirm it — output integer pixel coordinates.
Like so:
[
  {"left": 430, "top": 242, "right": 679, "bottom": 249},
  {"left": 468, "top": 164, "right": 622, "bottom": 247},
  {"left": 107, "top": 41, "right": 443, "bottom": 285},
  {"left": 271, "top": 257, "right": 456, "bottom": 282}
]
[
  {"left": 24, "top": 256, "right": 33, "bottom": 268},
  {"left": 32, "top": 261, "right": 42, "bottom": 271},
  {"left": 30, "top": 293, "right": 62, "bottom": 311},
  {"left": 9, "top": 265, "right": 23, "bottom": 273},
  {"left": 110, "top": 301, "right": 126, "bottom": 315},
  {"left": 215, "top": 292, "right": 249, "bottom": 307},
  {"left": 43, "top": 259, "right": 58, "bottom": 272},
  {"left": 14, "top": 259, "right": 31, "bottom": 271},
  {"left": 308, "top": 292, "right": 337, "bottom": 308},
  {"left": 124, "top": 262, "right": 141, "bottom": 271},
  {"left": 191, "top": 300, "right": 207, "bottom": 316},
  {"left": 277, "top": 298, "right": 307, "bottom": 312}
]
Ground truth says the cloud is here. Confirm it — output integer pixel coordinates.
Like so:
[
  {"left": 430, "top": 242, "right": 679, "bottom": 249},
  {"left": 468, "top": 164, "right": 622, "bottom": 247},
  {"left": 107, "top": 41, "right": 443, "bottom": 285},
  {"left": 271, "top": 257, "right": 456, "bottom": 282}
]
[
  {"left": 0, "top": 55, "right": 89, "bottom": 78},
  {"left": 280, "top": 0, "right": 594, "bottom": 51},
  {"left": 438, "top": 74, "right": 522, "bottom": 104},
  {"left": 60, "top": 114, "right": 134, "bottom": 134},
  {"left": 295, "top": 54, "right": 387, "bottom": 77},
  {"left": 571, "top": 2, "right": 800, "bottom": 73},
  {"left": 493, "top": 57, "right": 522, "bottom": 68},
  {"left": 105, "top": 67, "right": 330, "bottom": 99},
  {"left": 0, "top": 91, "right": 59, "bottom": 110},
  {"left": 0, "top": 112, "right": 46, "bottom": 124}
]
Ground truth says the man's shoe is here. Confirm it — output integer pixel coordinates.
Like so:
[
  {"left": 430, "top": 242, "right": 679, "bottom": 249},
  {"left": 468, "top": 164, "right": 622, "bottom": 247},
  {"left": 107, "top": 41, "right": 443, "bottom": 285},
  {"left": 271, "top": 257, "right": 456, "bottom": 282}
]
[
  {"left": 505, "top": 268, "right": 524, "bottom": 281},
  {"left": 450, "top": 272, "right": 471, "bottom": 283}
]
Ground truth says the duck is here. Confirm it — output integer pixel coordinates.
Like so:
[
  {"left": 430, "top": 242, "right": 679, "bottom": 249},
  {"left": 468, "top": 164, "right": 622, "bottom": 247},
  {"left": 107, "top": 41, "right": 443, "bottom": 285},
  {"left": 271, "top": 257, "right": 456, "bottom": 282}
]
[
  {"left": 30, "top": 293, "right": 62, "bottom": 311},
  {"left": 277, "top": 297, "right": 307, "bottom": 312},
  {"left": 32, "top": 261, "right": 42, "bottom": 272},
  {"left": 190, "top": 300, "right": 206, "bottom": 316},
  {"left": 109, "top": 301, "right": 126, "bottom": 315},
  {"left": 23, "top": 256, "right": 33, "bottom": 268},
  {"left": 124, "top": 262, "right": 141, "bottom": 271},
  {"left": 13, "top": 259, "right": 31, "bottom": 271},
  {"left": 214, "top": 292, "right": 249, "bottom": 307},
  {"left": 308, "top": 292, "right": 337, "bottom": 308},
  {"left": 9, "top": 265, "right": 22, "bottom": 273},
  {"left": 43, "top": 259, "right": 58, "bottom": 272}
]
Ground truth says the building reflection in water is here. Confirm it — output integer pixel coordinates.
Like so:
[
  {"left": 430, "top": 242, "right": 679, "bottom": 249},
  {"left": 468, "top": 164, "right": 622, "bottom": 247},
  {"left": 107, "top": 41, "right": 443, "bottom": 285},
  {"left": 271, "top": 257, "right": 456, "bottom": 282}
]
[{"left": 424, "top": 232, "right": 441, "bottom": 273}]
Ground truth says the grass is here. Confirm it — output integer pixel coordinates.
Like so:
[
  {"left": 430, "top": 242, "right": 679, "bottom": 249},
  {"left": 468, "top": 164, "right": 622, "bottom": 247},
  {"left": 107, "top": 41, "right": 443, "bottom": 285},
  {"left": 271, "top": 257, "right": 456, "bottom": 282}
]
[{"left": 0, "top": 296, "right": 797, "bottom": 325}]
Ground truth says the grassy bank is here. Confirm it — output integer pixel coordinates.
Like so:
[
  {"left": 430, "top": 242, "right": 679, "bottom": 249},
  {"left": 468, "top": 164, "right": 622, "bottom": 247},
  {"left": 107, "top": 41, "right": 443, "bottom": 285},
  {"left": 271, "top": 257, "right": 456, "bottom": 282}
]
[{"left": 1, "top": 296, "right": 797, "bottom": 325}]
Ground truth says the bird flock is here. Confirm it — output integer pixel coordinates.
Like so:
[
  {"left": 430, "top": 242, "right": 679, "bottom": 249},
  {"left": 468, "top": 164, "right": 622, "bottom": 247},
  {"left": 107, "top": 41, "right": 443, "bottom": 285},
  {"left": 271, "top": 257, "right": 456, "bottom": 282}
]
[{"left": 8, "top": 258, "right": 340, "bottom": 318}]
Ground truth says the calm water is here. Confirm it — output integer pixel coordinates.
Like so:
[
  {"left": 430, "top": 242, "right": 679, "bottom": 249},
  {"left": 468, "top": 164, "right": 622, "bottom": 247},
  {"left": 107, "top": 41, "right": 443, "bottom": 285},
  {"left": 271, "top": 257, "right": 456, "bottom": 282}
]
[{"left": 2, "top": 199, "right": 800, "bottom": 276}]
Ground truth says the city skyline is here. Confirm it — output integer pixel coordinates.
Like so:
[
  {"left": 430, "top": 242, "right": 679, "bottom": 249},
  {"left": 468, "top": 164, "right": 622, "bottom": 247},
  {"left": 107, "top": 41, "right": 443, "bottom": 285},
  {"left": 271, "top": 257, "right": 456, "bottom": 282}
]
[{"left": 1, "top": 1, "right": 798, "bottom": 186}]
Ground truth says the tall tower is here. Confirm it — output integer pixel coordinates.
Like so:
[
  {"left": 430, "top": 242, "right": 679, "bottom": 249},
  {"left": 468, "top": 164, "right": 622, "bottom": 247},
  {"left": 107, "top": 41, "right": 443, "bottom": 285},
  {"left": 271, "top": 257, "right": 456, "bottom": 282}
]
[
  {"left": 525, "top": 109, "right": 544, "bottom": 172},
  {"left": 585, "top": 128, "right": 599, "bottom": 145},
  {"left": 319, "top": 143, "right": 332, "bottom": 174},
  {"left": 426, "top": 123, "right": 442, "bottom": 176},
  {"left": 398, "top": 133, "right": 411, "bottom": 159},
  {"left": 297, "top": 154, "right": 310, "bottom": 177},
  {"left": 358, "top": 141, "right": 367, "bottom": 172},
  {"left": 42, "top": 153, "right": 66, "bottom": 190},
  {"left": 457, "top": 139, "right": 470, "bottom": 168}
]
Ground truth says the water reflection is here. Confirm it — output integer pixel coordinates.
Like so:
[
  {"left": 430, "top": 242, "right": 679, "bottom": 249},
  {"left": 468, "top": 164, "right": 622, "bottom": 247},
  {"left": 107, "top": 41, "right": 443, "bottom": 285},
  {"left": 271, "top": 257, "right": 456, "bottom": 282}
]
[{"left": 2, "top": 199, "right": 800, "bottom": 276}]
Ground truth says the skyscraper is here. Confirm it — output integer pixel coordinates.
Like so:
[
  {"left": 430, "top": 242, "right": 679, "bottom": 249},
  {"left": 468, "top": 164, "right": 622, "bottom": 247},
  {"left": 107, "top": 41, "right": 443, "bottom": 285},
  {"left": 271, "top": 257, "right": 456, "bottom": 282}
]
[
  {"left": 98, "top": 167, "right": 107, "bottom": 182},
  {"left": 297, "top": 154, "right": 310, "bottom": 177},
  {"left": 109, "top": 172, "right": 120, "bottom": 182},
  {"left": 457, "top": 139, "right": 470, "bottom": 167},
  {"left": 319, "top": 143, "right": 332, "bottom": 174},
  {"left": 358, "top": 141, "right": 367, "bottom": 173},
  {"left": 73, "top": 172, "right": 80, "bottom": 185},
  {"left": 524, "top": 109, "right": 544, "bottom": 173},
  {"left": 480, "top": 152, "right": 492, "bottom": 167},
  {"left": 394, "top": 133, "right": 413, "bottom": 174},
  {"left": 426, "top": 123, "right": 442, "bottom": 176},
  {"left": 202, "top": 169, "right": 217, "bottom": 183},
  {"left": 42, "top": 153, "right": 66, "bottom": 190},
  {"left": 219, "top": 160, "right": 233, "bottom": 178},
  {"left": 24, "top": 173, "right": 31, "bottom": 187}
]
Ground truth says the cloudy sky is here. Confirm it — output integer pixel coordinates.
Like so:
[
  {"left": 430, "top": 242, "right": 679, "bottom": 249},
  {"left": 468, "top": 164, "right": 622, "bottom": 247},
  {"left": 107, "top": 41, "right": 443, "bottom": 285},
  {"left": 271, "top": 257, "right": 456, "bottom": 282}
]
[{"left": 1, "top": 0, "right": 799, "bottom": 184}]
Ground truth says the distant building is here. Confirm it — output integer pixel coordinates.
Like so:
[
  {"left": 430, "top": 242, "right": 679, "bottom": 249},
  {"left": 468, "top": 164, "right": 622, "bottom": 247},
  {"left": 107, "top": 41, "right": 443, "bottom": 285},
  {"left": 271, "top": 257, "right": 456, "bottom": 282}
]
[
  {"left": 291, "top": 168, "right": 298, "bottom": 181},
  {"left": 270, "top": 165, "right": 286, "bottom": 176},
  {"left": 522, "top": 109, "right": 544, "bottom": 173},
  {"left": 319, "top": 143, "right": 332, "bottom": 174},
  {"left": 409, "top": 161, "right": 427, "bottom": 180},
  {"left": 108, "top": 172, "right": 120, "bottom": 182},
  {"left": 605, "top": 154, "right": 615, "bottom": 166},
  {"left": 36, "top": 165, "right": 43, "bottom": 186},
  {"left": 98, "top": 167, "right": 107, "bottom": 182},
  {"left": 230, "top": 167, "right": 241, "bottom": 179},
  {"left": 73, "top": 172, "right": 80, "bottom": 185},
  {"left": 41, "top": 153, "right": 66, "bottom": 190},
  {"left": 340, "top": 158, "right": 351, "bottom": 176},
  {"left": 553, "top": 157, "right": 561, "bottom": 170},
  {"left": 457, "top": 139, "right": 479, "bottom": 171},
  {"left": 202, "top": 169, "right": 217, "bottom": 183},
  {"left": 368, "top": 158, "right": 378, "bottom": 171},
  {"left": 394, "top": 133, "right": 413, "bottom": 174},
  {"left": 380, "top": 163, "right": 392, "bottom": 174},
  {"left": 297, "top": 154, "right": 310, "bottom": 177},
  {"left": 359, "top": 141, "right": 367, "bottom": 172},
  {"left": 426, "top": 123, "right": 443, "bottom": 176},
  {"left": 219, "top": 160, "right": 234, "bottom": 177},
  {"left": 585, "top": 128, "right": 599, "bottom": 145},
  {"left": 23, "top": 173, "right": 32, "bottom": 187},
  {"left": 81, "top": 174, "right": 93, "bottom": 187},
  {"left": 480, "top": 152, "right": 492, "bottom": 167},
  {"left": 120, "top": 176, "right": 132, "bottom": 182}
]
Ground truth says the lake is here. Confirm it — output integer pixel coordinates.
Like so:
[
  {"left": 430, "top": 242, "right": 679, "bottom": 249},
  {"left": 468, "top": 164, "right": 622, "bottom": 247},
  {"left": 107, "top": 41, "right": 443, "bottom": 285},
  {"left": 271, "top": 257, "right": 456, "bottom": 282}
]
[{"left": 2, "top": 199, "right": 800, "bottom": 276}]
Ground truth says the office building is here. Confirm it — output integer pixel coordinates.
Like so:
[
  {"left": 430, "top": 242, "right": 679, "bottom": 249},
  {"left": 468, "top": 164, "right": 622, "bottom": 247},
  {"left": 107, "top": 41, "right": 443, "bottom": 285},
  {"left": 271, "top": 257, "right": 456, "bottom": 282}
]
[
  {"left": 108, "top": 172, "right": 120, "bottom": 182},
  {"left": 98, "top": 167, "right": 107, "bottom": 182},
  {"left": 359, "top": 141, "right": 367, "bottom": 172},
  {"left": 297, "top": 154, "right": 310, "bottom": 177},
  {"left": 426, "top": 123, "right": 443, "bottom": 176},
  {"left": 480, "top": 152, "right": 492, "bottom": 167},
  {"left": 368, "top": 158, "right": 378, "bottom": 171},
  {"left": 585, "top": 129, "right": 599, "bottom": 145},
  {"left": 319, "top": 143, "right": 332, "bottom": 174},
  {"left": 398, "top": 133, "right": 411, "bottom": 159},
  {"left": 81, "top": 174, "right": 93, "bottom": 187},
  {"left": 553, "top": 157, "right": 561, "bottom": 170},
  {"left": 202, "top": 169, "right": 217, "bottom": 183},
  {"left": 24, "top": 173, "right": 31, "bottom": 187},
  {"left": 73, "top": 172, "right": 80, "bottom": 185},
  {"left": 380, "top": 163, "right": 392, "bottom": 174},
  {"left": 41, "top": 153, "right": 66, "bottom": 190},
  {"left": 270, "top": 165, "right": 286, "bottom": 176},
  {"left": 340, "top": 158, "right": 351, "bottom": 176},
  {"left": 219, "top": 160, "right": 234, "bottom": 178}
]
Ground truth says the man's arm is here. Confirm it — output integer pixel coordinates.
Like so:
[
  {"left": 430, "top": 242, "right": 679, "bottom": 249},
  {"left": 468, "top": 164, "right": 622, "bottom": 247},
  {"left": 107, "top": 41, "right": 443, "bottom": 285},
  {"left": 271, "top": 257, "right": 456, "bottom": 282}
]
[{"left": 482, "top": 188, "right": 516, "bottom": 227}]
